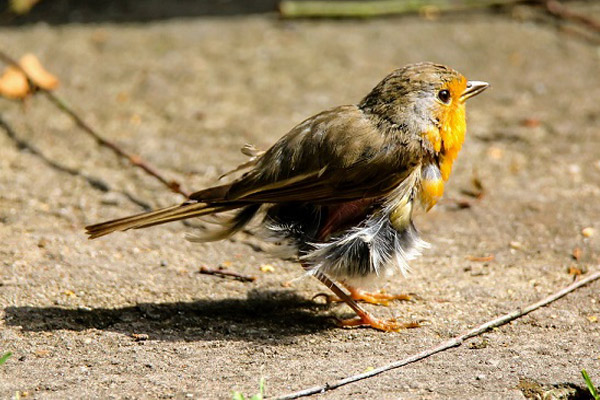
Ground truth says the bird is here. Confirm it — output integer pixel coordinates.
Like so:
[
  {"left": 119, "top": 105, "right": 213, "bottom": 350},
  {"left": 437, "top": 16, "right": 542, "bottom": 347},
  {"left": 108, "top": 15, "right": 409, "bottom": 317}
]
[{"left": 86, "top": 62, "right": 488, "bottom": 332}]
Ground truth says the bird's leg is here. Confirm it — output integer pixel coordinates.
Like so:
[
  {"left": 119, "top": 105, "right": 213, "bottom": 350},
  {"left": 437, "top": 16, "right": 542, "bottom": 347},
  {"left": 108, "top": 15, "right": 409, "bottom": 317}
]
[
  {"left": 314, "top": 283, "right": 411, "bottom": 306},
  {"left": 311, "top": 271, "right": 417, "bottom": 332}
]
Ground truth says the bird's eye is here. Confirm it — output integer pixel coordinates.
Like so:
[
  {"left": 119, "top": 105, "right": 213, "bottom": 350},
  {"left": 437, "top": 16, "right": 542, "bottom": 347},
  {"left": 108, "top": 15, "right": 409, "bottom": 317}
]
[{"left": 437, "top": 89, "right": 451, "bottom": 104}]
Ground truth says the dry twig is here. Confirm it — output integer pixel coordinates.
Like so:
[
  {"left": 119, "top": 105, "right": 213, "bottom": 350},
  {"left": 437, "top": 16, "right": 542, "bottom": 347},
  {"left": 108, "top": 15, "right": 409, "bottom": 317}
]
[
  {"left": 272, "top": 270, "right": 600, "bottom": 400},
  {"left": 544, "top": 0, "right": 600, "bottom": 33},
  {"left": 199, "top": 266, "right": 257, "bottom": 283},
  {"left": 0, "top": 49, "right": 190, "bottom": 198},
  {"left": 466, "top": 254, "right": 495, "bottom": 262}
]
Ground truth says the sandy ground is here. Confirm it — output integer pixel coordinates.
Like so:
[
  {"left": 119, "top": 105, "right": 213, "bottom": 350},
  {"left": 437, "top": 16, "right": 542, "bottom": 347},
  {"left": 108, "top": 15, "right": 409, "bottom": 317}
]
[{"left": 1, "top": 7, "right": 600, "bottom": 400}]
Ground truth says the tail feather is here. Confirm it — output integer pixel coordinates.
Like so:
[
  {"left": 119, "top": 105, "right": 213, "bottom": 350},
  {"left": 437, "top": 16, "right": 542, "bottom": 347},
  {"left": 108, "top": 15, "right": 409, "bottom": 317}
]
[
  {"left": 188, "top": 204, "right": 261, "bottom": 242},
  {"left": 85, "top": 201, "right": 240, "bottom": 239}
]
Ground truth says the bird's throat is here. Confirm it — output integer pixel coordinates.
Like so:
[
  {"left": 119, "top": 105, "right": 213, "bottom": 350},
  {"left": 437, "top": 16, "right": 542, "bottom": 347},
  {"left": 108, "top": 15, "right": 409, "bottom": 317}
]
[{"left": 426, "top": 102, "right": 467, "bottom": 182}]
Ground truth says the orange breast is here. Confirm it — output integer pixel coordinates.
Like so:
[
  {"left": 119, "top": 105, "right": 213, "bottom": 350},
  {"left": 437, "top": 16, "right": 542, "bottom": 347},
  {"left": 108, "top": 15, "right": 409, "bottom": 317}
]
[
  {"left": 420, "top": 77, "right": 469, "bottom": 209},
  {"left": 438, "top": 105, "right": 466, "bottom": 181},
  {"left": 438, "top": 78, "right": 467, "bottom": 181}
]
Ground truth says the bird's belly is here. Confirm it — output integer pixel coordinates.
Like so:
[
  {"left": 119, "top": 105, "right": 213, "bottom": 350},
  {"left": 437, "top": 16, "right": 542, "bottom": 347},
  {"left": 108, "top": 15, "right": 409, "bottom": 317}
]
[
  {"left": 418, "top": 164, "right": 444, "bottom": 211},
  {"left": 300, "top": 209, "right": 428, "bottom": 286}
]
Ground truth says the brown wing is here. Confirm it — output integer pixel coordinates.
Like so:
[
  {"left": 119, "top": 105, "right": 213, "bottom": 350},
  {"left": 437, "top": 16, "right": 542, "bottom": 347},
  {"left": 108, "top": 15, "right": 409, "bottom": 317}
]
[
  {"left": 190, "top": 105, "right": 423, "bottom": 205},
  {"left": 86, "top": 105, "right": 424, "bottom": 240}
]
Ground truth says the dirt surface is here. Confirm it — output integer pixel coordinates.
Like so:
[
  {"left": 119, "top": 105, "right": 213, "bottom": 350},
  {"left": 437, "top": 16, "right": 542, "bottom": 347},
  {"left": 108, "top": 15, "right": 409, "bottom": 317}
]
[{"left": 1, "top": 8, "right": 600, "bottom": 400}]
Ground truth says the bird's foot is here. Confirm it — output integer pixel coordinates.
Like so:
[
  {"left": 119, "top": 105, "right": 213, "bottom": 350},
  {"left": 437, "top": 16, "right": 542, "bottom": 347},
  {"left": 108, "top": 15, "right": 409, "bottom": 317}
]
[
  {"left": 309, "top": 271, "right": 421, "bottom": 332},
  {"left": 336, "top": 313, "right": 420, "bottom": 332},
  {"left": 313, "top": 288, "right": 411, "bottom": 306},
  {"left": 347, "top": 288, "right": 411, "bottom": 305}
]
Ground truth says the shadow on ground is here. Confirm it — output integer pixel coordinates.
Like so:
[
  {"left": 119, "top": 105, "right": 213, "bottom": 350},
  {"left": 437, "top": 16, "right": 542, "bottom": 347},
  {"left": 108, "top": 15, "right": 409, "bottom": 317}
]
[
  {"left": 1, "top": 0, "right": 280, "bottom": 25},
  {"left": 4, "top": 290, "right": 334, "bottom": 342}
]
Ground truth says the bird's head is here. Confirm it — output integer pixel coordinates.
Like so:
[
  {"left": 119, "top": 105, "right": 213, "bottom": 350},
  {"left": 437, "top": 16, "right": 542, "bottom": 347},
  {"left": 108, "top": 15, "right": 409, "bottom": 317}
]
[
  {"left": 360, "top": 62, "right": 488, "bottom": 133},
  {"left": 359, "top": 62, "right": 488, "bottom": 179}
]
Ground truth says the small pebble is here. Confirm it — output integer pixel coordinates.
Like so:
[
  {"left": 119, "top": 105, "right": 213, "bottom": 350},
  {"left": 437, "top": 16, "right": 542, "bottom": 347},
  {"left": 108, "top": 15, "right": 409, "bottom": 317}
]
[
  {"left": 509, "top": 241, "right": 523, "bottom": 250},
  {"left": 568, "top": 164, "right": 581, "bottom": 175},
  {"left": 487, "top": 146, "right": 503, "bottom": 160},
  {"left": 487, "top": 359, "right": 500, "bottom": 368},
  {"left": 582, "top": 227, "right": 595, "bottom": 238}
]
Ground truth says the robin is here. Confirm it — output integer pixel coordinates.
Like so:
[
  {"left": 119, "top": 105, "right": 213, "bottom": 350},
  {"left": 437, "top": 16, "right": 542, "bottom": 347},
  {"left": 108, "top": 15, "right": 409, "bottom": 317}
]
[{"left": 86, "top": 62, "right": 488, "bottom": 331}]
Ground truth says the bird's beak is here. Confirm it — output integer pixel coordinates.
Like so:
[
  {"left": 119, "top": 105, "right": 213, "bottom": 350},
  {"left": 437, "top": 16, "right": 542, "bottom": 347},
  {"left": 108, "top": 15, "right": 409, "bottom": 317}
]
[{"left": 460, "top": 81, "right": 489, "bottom": 102}]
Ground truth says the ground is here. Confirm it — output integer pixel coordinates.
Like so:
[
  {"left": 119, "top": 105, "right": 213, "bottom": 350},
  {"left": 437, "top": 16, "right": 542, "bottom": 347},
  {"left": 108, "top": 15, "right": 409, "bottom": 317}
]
[{"left": 1, "top": 5, "right": 600, "bottom": 400}]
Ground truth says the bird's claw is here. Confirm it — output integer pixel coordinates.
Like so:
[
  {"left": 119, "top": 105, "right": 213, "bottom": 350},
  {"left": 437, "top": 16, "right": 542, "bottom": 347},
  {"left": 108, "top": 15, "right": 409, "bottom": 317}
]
[{"left": 312, "top": 292, "right": 337, "bottom": 304}]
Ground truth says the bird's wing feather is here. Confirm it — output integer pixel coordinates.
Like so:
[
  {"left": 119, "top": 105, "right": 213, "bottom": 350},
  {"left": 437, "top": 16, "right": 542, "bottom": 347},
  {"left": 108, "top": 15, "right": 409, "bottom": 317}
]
[
  {"left": 190, "top": 105, "right": 421, "bottom": 205},
  {"left": 86, "top": 106, "right": 424, "bottom": 239}
]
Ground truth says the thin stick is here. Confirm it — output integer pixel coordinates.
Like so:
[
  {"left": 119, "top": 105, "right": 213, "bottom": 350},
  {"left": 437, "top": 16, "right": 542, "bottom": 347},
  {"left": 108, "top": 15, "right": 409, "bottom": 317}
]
[
  {"left": 272, "top": 270, "right": 600, "bottom": 400},
  {"left": 0, "top": 49, "right": 190, "bottom": 198},
  {"left": 199, "top": 266, "right": 257, "bottom": 283}
]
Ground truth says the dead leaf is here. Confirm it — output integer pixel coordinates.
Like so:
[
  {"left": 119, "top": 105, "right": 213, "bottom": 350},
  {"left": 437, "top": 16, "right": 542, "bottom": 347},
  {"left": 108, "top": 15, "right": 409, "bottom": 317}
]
[
  {"left": 20, "top": 53, "right": 59, "bottom": 90},
  {"left": 572, "top": 247, "right": 582, "bottom": 261},
  {"left": 0, "top": 53, "right": 59, "bottom": 100},
  {"left": 0, "top": 65, "right": 29, "bottom": 99},
  {"left": 260, "top": 264, "right": 275, "bottom": 273},
  {"left": 567, "top": 265, "right": 585, "bottom": 276},
  {"left": 521, "top": 118, "right": 541, "bottom": 128}
]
